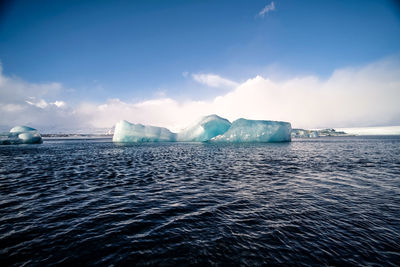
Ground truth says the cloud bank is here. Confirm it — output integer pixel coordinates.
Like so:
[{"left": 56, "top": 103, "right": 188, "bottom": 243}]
[
  {"left": 0, "top": 65, "right": 90, "bottom": 133},
  {"left": 1, "top": 58, "right": 399, "bottom": 133}
]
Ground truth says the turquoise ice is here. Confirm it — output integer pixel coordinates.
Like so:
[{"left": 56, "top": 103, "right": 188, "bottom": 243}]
[
  {"left": 112, "top": 120, "right": 177, "bottom": 142},
  {"left": 177, "top": 114, "right": 231, "bottom": 142},
  {"left": 113, "top": 115, "right": 232, "bottom": 143},
  {"left": 112, "top": 115, "right": 292, "bottom": 143},
  {"left": 211, "top": 118, "right": 291, "bottom": 142}
]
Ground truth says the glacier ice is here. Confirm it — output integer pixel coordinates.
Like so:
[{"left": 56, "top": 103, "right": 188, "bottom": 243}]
[
  {"left": 112, "top": 120, "right": 177, "bottom": 142},
  {"left": 113, "top": 115, "right": 231, "bottom": 143},
  {"left": 112, "top": 115, "right": 292, "bottom": 143},
  {"left": 0, "top": 126, "right": 43, "bottom": 145},
  {"left": 211, "top": 118, "right": 291, "bottom": 142},
  {"left": 177, "top": 114, "right": 231, "bottom": 142},
  {"left": 291, "top": 128, "right": 348, "bottom": 138},
  {"left": 291, "top": 129, "right": 319, "bottom": 138}
]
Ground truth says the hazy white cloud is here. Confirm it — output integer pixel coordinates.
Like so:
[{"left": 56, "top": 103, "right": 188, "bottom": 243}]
[
  {"left": 80, "top": 57, "right": 400, "bottom": 131},
  {"left": 0, "top": 65, "right": 86, "bottom": 132},
  {"left": 1, "top": 57, "right": 399, "bottom": 133},
  {"left": 53, "top": 100, "right": 67, "bottom": 108},
  {"left": 258, "top": 2, "right": 275, "bottom": 18},
  {"left": 26, "top": 98, "right": 49, "bottom": 109},
  {"left": 192, "top": 73, "right": 239, "bottom": 88},
  {"left": 25, "top": 98, "right": 66, "bottom": 109}
]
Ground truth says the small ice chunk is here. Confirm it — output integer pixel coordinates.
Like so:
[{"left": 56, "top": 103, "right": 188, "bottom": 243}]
[
  {"left": 177, "top": 114, "right": 231, "bottom": 142},
  {"left": 10, "top": 126, "right": 38, "bottom": 133},
  {"left": 211, "top": 118, "right": 291, "bottom": 142},
  {"left": 112, "top": 120, "right": 176, "bottom": 142},
  {"left": 17, "top": 132, "right": 42, "bottom": 144},
  {"left": 1, "top": 126, "right": 43, "bottom": 145}
]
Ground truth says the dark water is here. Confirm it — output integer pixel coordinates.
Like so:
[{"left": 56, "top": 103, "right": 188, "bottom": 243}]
[{"left": 0, "top": 137, "right": 399, "bottom": 266}]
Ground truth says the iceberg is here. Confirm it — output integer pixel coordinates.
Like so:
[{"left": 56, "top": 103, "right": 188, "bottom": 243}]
[
  {"left": 317, "top": 128, "right": 347, "bottom": 136},
  {"left": 112, "top": 115, "right": 292, "bottom": 143},
  {"left": 177, "top": 114, "right": 231, "bottom": 142},
  {"left": 291, "top": 129, "right": 319, "bottom": 138},
  {"left": 0, "top": 126, "right": 43, "bottom": 145},
  {"left": 211, "top": 118, "right": 291, "bottom": 142},
  {"left": 291, "top": 128, "right": 348, "bottom": 138},
  {"left": 113, "top": 115, "right": 231, "bottom": 143},
  {"left": 112, "top": 120, "right": 177, "bottom": 142}
]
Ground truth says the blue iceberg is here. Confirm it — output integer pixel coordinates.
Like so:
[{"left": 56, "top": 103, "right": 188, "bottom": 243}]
[
  {"left": 112, "top": 120, "right": 177, "bottom": 142},
  {"left": 177, "top": 114, "right": 231, "bottom": 142},
  {"left": 211, "top": 118, "right": 291, "bottom": 142},
  {"left": 1, "top": 126, "right": 43, "bottom": 145},
  {"left": 112, "top": 115, "right": 291, "bottom": 143}
]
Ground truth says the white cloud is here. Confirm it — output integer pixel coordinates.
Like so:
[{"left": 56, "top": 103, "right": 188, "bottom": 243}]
[
  {"left": 0, "top": 65, "right": 86, "bottom": 132},
  {"left": 191, "top": 73, "right": 239, "bottom": 88},
  {"left": 1, "top": 57, "right": 399, "bottom": 133},
  {"left": 78, "top": 57, "right": 399, "bottom": 131},
  {"left": 258, "top": 1, "right": 275, "bottom": 18},
  {"left": 53, "top": 100, "right": 66, "bottom": 108},
  {"left": 25, "top": 98, "right": 67, "bottom": 109},
  {"left": 26, "top": 98, "right": 48, "bottom": 108}
]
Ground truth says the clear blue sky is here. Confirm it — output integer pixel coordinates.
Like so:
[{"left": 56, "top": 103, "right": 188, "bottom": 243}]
[{"left": 1, "top": 0, "right": 399, "bottom": 103}]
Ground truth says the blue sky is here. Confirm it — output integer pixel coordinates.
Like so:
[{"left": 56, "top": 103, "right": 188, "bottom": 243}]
[
  {"left": 0, "top": 0, "right": 400, "bottom": 132},
  {"left": 1, "top": 0, "right": 399, "bottom": 100}
]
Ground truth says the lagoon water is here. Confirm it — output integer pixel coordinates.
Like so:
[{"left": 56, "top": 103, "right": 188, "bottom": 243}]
[{"left": 0, "top": 136, "right": 399, "bottom": 265}]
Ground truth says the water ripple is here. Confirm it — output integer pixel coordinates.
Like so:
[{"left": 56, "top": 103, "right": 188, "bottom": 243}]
[{"left": 0, "top": 137, "right": 399, "bottom": 265}]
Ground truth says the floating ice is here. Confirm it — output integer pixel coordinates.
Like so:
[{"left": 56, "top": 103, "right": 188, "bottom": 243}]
[
  {"left": 112, "top": 120, "right": 177, "bottom": 142},
  {"left": 10, "top": 126, "right": 38, "bottom": 133},
  {"left": 112, "top": 116, "right": 292, "bottom": 143},
  {"left": 0, "top": 126, "right": 43, "bottom": 145},
  {"left": 177, "top": 114, "right": 231, "bottom": 142},
  {"left": 291, "top": 128, "right": 348, "bottom": 138},
  {"left": 291, "top": 129, "right": 319, "bottom": 138},
  {"left": 211, "top": 118, "right": 291, "bottom": 142}
]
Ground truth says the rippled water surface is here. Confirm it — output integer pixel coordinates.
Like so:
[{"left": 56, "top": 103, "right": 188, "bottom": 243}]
[{"left": 1, "top": 137, "right": 400, "bottom": 266}]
